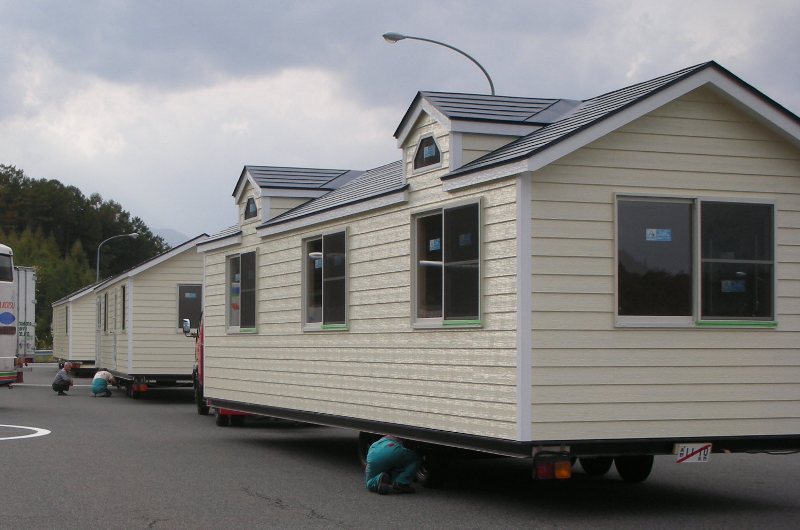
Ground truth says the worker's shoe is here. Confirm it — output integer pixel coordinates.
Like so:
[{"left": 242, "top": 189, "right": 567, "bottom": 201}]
[
  {"left": 57, "top": 391, "right": 67, "bottom": 396},
  {"left": 377, "top": 473, "right": 392, "bottom": 495},
  {"left": 392, "top": 483, "right": 415, "bottom": 494}
]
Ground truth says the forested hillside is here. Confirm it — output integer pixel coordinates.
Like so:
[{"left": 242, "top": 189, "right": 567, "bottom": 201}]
[{"left": 0, "top": 164, "right": 168, "bottom": 347}]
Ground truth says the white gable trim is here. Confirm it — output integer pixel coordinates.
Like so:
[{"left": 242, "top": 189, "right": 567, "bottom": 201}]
[
  {"left": 196, "top": 234, "right": 242, "bottom": 253},
  {"left": 96, "top": 236, "right": 207, "bottom": 288},
  {"left": 233, "top": 170, "right": 262, "bottom": 204},
  {"left": 515, "top": 172, "right": 533, "bottom": 441},
  {"left": 396, "top": 99, "right": 452, "bottom": 148},
  {"left": 257, "top": 190, "right": 408, "bottom": 237},
  {"left": 443, "top": 68, "right": 800, "bottom": 192}
]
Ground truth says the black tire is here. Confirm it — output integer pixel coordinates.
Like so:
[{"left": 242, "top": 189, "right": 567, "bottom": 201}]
[
  {"left": 230, "top": 415, "right": 245, "bottom": 427},
  {"left": 415, "top": 448, "right": 448, "bottom": 489},
  {"left": 194, "top": 378, "right": 209, "bottom": 416},
  {"left": 580, "top": 456, "right": 613, "bottom": 476},
  {"left": 614, "top": 455, "right": 654, "bottom": 483},
  {"left": 358, "top": 432, "right": 380, "bottom": 468},
  {"left": 215, "top": 410, "right": 230, "bottom": 427}
]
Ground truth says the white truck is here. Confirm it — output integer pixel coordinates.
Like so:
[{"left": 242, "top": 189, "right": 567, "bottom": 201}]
[{"left": 14, "top": 266, "right": 36, "bottom": 363}]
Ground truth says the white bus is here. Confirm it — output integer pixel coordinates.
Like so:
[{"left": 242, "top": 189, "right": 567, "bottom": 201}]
[{"left": 0, "top": 243, "right": 17, "bottom": 386}]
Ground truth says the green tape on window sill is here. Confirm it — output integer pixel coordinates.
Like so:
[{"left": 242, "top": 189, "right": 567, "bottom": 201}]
[
  {"left": 442, "top": 319, "right": 482, "bottom": 327},
  {"left": 321, "top": 324, "right": 348, "bottom": 331},
  {"left": 695, "top": 320, "right": 777, "bottom": 328},
  {"left": 239, "top": 327, "right": 258, "bottom": 334}
]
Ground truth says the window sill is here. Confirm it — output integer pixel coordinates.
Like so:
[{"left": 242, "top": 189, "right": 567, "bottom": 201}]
[
  {"left": 413, "top": 319, "right": 483, "bottom": 330},
  {"left": 227, "top": 327, "right": 258, "bottom": 334},
  {"left": 303, "top": 323, "right": 349, "bottom": 332},
  {"left": 695, "top": 320, "right": 777, "bottom": 329}
]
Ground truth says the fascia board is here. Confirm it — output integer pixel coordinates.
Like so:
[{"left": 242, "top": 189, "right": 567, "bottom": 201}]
[
  {"left": 196, "top": 234, "right": 243, "bottom": 253},
  {"left": 442, "top": 160, "right": 527, "bottom": 192},
  {"left": 261, "top": 189, "right": 329, "bottom": 199},
  {"left": 395, "top": 100, "right": 452, "bottom": 148},
  {"left": 257, "top": 190, "right": 408, "bottom": 237}
]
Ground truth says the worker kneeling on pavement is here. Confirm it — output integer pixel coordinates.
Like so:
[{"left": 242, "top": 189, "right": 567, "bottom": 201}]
[
  {"left": 365, "top": 436, "right": 421, "bottom": 494},
  {"left": 91, "top": 369, "right": 116, "bottom": 397}
]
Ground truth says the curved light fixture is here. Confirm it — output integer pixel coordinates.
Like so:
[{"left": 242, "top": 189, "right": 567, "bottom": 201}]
[{"left": 382, "top": 32, "right": 495, "bottom": 95}]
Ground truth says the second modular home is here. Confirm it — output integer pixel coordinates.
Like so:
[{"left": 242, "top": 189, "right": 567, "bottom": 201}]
[
  {"left": 52, "top": 235, "right": 207, "bottom": 392},
  {"left": 197, "top": 61, "right": 800, "bottom": 463}
]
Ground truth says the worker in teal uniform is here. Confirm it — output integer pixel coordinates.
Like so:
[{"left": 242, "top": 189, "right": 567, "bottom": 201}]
[{"left": 365, "top": 436, "right": 421, "bottom": 494}]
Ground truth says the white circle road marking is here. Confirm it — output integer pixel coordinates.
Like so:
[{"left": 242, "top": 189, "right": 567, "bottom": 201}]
[{"left": 0, "top": 425, "right": 51, "bottom": 441}]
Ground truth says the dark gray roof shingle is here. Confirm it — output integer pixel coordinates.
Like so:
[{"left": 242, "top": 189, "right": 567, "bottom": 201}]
[
  {"left": 241, "top": 166, "right": 363, "bottom": 192},
  {"left": 262, "top": 161, "right": 405, "bottom": 227}
]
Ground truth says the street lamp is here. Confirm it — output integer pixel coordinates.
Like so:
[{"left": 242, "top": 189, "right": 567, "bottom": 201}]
[
  {"left": 382, "top": 32, "right": 495, "bottom": 95},
  {"left": 96, "top": 233, "right": 139, "bottom": 282}
]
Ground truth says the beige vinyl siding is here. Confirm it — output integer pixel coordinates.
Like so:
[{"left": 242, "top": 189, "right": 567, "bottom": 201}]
[
  {"left": 128, "top": 250, "right": 203, "bottom": 374},
  {"left": 51, "top": 303, "right": 68, "bottom": 358},
  {"left": 529, "top": 86, "right": 800, "bottom": 440},
  {"left": 204, "top": 111, "right": 520, "bottom": 439},
  {"left": 461, "top": 133, "right": 519, "bottom": 165},
  {"left": 267, "top": 197, "right": 308, "bottom": 220}
]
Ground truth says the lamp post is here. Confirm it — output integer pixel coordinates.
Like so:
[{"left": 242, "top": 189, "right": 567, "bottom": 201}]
[
  {"left": 96, "top": 233, "right": 139, "bottom": 283},
  {"left": 382, "top": 32, "right": 495, "bottom": 95}
]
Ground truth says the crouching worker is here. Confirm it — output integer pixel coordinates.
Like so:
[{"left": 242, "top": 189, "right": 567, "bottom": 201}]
[
  {"left": 52, "top": 362, "right": 74, "bottom": 396},
  {"left": 91, "top": 369, "right": 116, "bottom": 397},
  {"left": 365, "top": 436, "right": 421, "bottom": 494}
]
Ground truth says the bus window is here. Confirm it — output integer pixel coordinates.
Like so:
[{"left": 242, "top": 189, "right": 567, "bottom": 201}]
[{"left": 0, "top": 254, "right": 12, "bottom": 282}]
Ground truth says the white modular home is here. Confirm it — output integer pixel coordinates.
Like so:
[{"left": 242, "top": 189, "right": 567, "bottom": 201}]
[
  {"left": 52, "top": 283, "right": 98, "bottom": 374},
  {"left": 198, "top": 62, "right": 800, "bottom": 482},
  {"left": 53, "top": 235, "right": 207, "bottom": 395}
]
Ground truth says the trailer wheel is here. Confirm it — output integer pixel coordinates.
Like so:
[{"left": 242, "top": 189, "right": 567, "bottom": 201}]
[
  {"left": 215, "top": 411, "right": 230, "bottom": 427},
  {"left": 580, "top": 456, "right": 613, "bottom": 476},
  {"left": 357, "top": 432, "right": 380, "bottom": 468},
  {"left": 614, "top": 455, "right": 654, "bottom": 483},
  {"left": 230, "top": 415, "right": 245, "bottom": 427},
  {"left": 415, "top": 448, "right": 448, "bottom": 489}
]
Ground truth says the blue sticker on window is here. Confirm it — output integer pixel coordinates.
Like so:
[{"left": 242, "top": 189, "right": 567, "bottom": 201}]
[
  {"left": 315, "top": 258, "right": 322, "bottom": 270},
  {"left": 230, "top": 286, "right": 240, "bottom": 295},
  {"left": 423, "top": 144, "right": 436, "bottom": 159},
  {"left": 184, "top": 293, "right": 197, "bottom": 299},
  {"left": 646, "top": 228, "right": 672, "bottom": 242},
  {"left": 459, "top": 233, "right": 472, "bottom": 246},
  {"left": 721, "top": 280, "right": 746, "bottom": 293},
  {"left": 429, "top": 238, "right": 441, "bottom": 252}
]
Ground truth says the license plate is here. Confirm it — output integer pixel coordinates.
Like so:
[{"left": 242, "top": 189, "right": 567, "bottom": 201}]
[{"left": 674, "top": 443, "right": 712, "bottom": 463}]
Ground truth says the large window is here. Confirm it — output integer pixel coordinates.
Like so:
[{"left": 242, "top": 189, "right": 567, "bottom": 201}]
[
  {"left": 415, "top": 203, "right": 480, "bottom": 324},
  {"left": 178, "top": 284, "right": 202, "bottom": 329},
  {"left": 617, "top": 197, "right": 774, "bottom": 324},
  {"left": 413, "top": 136, "right": 441, "bottom": 170},
  {"left": 227, "top": 251, "right": 256, "bottom": 330},
  {"left": 305, "top": 231, "right": 346, "bottom": 328}
]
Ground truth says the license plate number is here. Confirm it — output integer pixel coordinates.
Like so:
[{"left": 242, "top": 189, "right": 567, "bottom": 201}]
[{"left": 674, "top": 443, "right": 712, "bottom": 463}]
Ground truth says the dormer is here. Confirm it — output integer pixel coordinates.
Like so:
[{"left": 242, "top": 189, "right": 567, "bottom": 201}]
[
  {"left": 394, "top": 92, "right": 581, "bottom": 174},
  {"left": 232, "top": 166, "right": 364, "bottom": 226}
]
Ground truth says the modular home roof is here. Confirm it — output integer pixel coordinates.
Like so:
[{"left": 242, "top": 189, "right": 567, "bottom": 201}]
[
  {"left": 262, "top": 160, "right": 406, "bottom": 228},
  {"left": 234, "top": 166, "right": 364, "bottom": 195},
  {"left": 444, "top": 61, "right": 800, "bottom": 181},
  {"left": 203, "top": 225, "right": 242, "bottom": 245}
]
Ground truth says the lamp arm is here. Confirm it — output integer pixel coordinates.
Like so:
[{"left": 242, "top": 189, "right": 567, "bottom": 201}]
[{"left": 405, "top": 36, "right": 495, "bottom": 95}]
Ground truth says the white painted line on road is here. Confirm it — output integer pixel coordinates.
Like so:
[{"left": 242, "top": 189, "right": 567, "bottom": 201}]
[{"left": 0, "top": 425, "right": 51, "bottom": 441}]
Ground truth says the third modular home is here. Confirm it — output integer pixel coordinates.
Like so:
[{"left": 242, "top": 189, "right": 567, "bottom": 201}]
[{"left": 194, "top": 62, "right": 800, "bottom": 483}]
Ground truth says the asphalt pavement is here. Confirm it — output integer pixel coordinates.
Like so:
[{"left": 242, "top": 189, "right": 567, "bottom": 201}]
[{"left": 1, "top": 363, "right": 798, "bottom": 529}]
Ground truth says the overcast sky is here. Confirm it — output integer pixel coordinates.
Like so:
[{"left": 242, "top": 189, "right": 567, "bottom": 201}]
[{"left": 1, "top": 0, "right": 798, "bottom": 242}]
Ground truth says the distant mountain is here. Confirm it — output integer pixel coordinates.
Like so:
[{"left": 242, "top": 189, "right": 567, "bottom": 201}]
[{"left": 153, "top": 228, "right": 189, "bottom": 247}]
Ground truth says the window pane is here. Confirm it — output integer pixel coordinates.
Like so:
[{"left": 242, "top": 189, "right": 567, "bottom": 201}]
[
  {"left": 240, "top": 252, "right": 256, "bottom": 328},
  {"left": 444, "top": 204, "right": 480, "bottom": 320},
  {"left": 702, "top": 263, "right": 773, "bottom": 319},
  {"left": 618, "top": 200, "right": 693, "bottom": 316},
  {"left": 306, "top": 239, "right": 323, "bottom": 323},
  {"left": 244, "top": 198, "right": 258, "bottom": 219},
  {"left": 228, "top": 256, "right": 240, "bottom": 327},
  {"left": 178, "top": 285, "right": 202, "bottom": 329},
  {"left": 323, "top": 232, "right": 346, "bottom": 324},
  {"left": 702, "top": 203, "right": 773, "bottom": 261},
  {"left": 0, "top": 255, "right": 12, "bottom": 282},
  {"left": 414, "top": 136, "right": 441, "bottom": 169},
  {"left": 417, "top": 214, "right": 443, "bottom": 318}
]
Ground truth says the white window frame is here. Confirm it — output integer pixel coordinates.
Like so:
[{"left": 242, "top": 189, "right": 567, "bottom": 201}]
[
  {"left": 302, "top": 229, "right": 348, "bottom": 332},
  {"left": 411, "top": 199, "right": 482, "bottom": 329},
  {"left": 412, "top": 134, "right": 443, "bottom": 174},
  {"left": 615, "top": 194, "right": 776, "bottom": 328},
  {"left": 226, "top": 250, "right": 258, "bottom": 334}
]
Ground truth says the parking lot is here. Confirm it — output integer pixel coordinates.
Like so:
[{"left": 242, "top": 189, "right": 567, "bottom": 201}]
[{"left": 1, "top": 363, "right": 798, "bottom": 529}]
